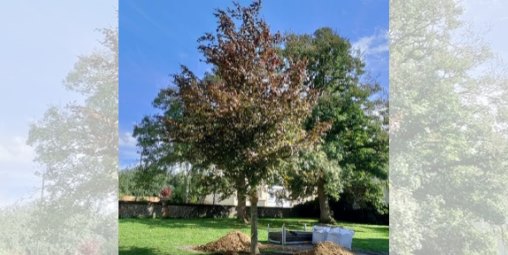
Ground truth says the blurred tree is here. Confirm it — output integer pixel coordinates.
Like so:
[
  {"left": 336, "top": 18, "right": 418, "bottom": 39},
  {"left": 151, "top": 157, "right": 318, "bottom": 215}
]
[
  {"left": 391, "top": 0, "right": 508, "bottom": 253},
  {"left": 25, "top": 28, "right": 118, "bottom": 254}
]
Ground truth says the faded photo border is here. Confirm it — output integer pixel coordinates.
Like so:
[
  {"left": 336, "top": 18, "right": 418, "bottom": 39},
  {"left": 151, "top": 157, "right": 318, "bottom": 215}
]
[
  {"left": 1, "top": 0, "right": 508, "bottom": 254},
  {"left": 0, "top": 1, "right": 118, "bottom": 254},
  {"left": 390, "top": 0, "right": 508, "bottom": 254}
]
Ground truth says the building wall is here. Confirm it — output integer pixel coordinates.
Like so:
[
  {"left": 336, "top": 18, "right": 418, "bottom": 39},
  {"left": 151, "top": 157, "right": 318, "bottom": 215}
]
[{"left": 202, "top": 185, "right": 296, "bottom": 208}]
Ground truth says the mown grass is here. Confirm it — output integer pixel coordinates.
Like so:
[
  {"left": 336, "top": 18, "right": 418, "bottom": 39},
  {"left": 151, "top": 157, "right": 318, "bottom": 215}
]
[{"left": 119, "top": 218, "right": 388, "bottom": 255}]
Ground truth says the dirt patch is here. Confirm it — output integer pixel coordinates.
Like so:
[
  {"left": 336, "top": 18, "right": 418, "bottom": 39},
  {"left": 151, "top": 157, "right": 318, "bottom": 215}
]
[
  {"left": 196, "top": 231, "right": 264, "bottom": 255},
  {"left": 196, "top": 233, "right": 356, "bottom": 255},
  {"left": 296, "top": 241, "right": 354, "bottom": 255},
  {"left": 262, "top": 243, "right": 313, "bottom": 253}
]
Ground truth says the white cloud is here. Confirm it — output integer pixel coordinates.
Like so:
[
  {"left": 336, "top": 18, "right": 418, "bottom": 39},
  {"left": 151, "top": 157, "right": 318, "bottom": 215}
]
[
  {"left": 0, "top": 134, "right": 40, "bottom": 208},
  {"left": 352, "top": 30, "right": 389, "bottom": 86},
  {"left": 0, "top": 136, "right": 34, "bottom": 163},
  {"left": 119, "top": 131, "right": 140, "bottom": 169},
  {"left": 352, "top": 30, "right": 389, "bottom": 57},
  {"left": 119, "top": 131, "right": 137, "bottom": 149}
]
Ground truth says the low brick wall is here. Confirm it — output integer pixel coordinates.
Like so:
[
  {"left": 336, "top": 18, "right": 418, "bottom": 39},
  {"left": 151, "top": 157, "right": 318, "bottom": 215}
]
[{"left": 119, "top": 201, "right": 295, "bottom": 219}]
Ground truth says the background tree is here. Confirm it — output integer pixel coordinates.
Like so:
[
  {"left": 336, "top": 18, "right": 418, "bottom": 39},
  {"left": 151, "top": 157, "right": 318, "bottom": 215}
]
[
  {"left": 119, "top": 163, "right": 231, "bottom": 203},
  {"left": 283, "top": 148, "right": 342, "bottom": 223},
  {"left": 162, "top": 1, "right": 323, "bottom": 253},
  {"left": 119, "top": 167, "right": 137, "bottom": 196},
  {"left": 133, "top": 84, "right": 243, "bottom": 218},
  {"left": 282, "top": 28, "right": 388, "bottom": 223}
]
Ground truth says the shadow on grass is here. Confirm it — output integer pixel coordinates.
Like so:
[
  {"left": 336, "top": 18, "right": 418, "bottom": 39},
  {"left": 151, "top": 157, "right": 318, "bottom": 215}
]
[
  {"left": 121, "top": 218, "right": 248, "bottom": 230},
  {"left": 353, "top": 238, "right": 389, "bottom": 255},
  {"left": 120, "top": 246, "right": 161, "bottom": 255},
  {"left": 349, "top": 226, "right": 389, "bottom": 234},
  {"left": 120, "top": 217, "right": 319, "bottom": 231}
]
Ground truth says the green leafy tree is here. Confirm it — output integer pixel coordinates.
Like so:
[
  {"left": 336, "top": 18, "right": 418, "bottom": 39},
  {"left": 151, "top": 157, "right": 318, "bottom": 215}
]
[
  {"left": 131, "top": 166, "right": 167, "bottom": 197},
  {"left": 119, "top": 168, "right": 137, "bottom": 196},
  {"left": 162, "top": 1, "right": 323, "bottom": 253},
  {"left": 282, "top": 28, "right": 388, "bottom": 223},
  {"left": 119, "top": 164, "right": 224, "bottom": 203},
  {"left": 283, "top": 148, "right": 342, "bottom": 223}
]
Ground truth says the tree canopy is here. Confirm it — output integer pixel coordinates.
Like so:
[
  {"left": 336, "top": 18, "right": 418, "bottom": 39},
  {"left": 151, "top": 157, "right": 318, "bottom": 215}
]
[
  {"left": 161, "top": 1, "right": 325, "bottom": 253},
  {"left": 282, "top": 28, "right": 388, "bottom": 223}
]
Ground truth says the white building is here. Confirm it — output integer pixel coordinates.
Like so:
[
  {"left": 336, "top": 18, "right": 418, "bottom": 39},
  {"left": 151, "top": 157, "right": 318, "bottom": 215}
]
[{"left": 203, "top": 185, "right": 304, "bottom": 208}]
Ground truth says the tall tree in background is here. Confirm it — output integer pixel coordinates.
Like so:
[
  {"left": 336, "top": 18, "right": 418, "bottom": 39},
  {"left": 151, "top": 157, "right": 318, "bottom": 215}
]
[
  {"left": 282, "top": 28, "right": 388, "bottom": 223},
  {"left": 162, "top": 1, "right": 323, "bottom": 253}
]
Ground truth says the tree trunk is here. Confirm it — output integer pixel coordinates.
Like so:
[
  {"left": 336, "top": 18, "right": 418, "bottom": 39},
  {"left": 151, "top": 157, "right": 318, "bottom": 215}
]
[
  {"left": 249, "top": 190, "right": 260, "bottom": 255},
  {"left": 237, "top": 190, "right": 249, "bottom": 223},
  {"left": 183, "top": 163, "right": 190, "bottom": 203},
  {"left": 318, "top": 178, "right": 334, "bottom": 224},
  {"left": 236, "top": 176, "right": 249, "bottom": 223}
]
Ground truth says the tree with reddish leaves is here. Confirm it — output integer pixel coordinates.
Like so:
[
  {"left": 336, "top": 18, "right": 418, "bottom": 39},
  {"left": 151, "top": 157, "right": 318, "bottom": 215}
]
[
  {"left": 159, "top": 187, "right": 172, "bottom": 199},
  {"left": 162, "top": 1, "right": 325, "bottom": 253}
]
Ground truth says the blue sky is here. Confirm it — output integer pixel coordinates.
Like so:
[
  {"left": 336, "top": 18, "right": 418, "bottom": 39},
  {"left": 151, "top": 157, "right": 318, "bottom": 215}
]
[{"left": 119, "top": 0, "right": 389, "bottom": 168}]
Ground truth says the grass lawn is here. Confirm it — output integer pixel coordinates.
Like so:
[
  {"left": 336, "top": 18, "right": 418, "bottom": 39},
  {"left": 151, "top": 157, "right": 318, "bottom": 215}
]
[{"left": 119, "top": 218, "right": 388, "bottom": 255}]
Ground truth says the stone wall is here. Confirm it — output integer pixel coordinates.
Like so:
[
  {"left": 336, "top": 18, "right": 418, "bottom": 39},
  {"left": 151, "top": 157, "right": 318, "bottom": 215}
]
[
  {"left": 118, "top": 201, "right": 296, "bottom": 219},
  {"left": 118, "top": 201, "right": 163, "bottom": 218}
]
